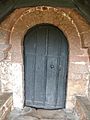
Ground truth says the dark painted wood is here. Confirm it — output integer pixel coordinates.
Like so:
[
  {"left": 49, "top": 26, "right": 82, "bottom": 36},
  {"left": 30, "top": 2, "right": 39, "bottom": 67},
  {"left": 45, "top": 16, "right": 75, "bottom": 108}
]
[{"left": 24, "top": 24, "right": 69, "bottom": 109}]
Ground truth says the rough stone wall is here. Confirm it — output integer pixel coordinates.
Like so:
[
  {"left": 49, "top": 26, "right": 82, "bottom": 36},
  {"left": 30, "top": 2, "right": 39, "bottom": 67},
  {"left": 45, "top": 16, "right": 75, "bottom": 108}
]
[
  {"left": 0, "top": 8, "right": 28, "bottom": 92},
  {"left": 0, "top": 61, "right": 12, "bottom": 92},
  {"left": 0, "top": 6, "right": 90, "bottom": 109},
  {"left": 88, "top": 48, "right": 90, "bottom": 100}
]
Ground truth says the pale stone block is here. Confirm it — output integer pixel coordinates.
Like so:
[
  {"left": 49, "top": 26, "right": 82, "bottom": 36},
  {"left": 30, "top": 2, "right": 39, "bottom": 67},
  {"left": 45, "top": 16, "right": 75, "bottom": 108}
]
[{"left": 11, "top": 63, "right": 24, "bottom": 109}]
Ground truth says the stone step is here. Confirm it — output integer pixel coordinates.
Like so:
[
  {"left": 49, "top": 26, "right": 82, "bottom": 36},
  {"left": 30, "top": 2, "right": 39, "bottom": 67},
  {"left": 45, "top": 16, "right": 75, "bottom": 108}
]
[
  {"left": 75, "top": 96, "right": 90, "bottom": 120},
  {"left": 8, "top": 107, "right": 76, "bottom": 120},
  {"left": 0, "top": 93, "right": 13, "bottom": 120}
]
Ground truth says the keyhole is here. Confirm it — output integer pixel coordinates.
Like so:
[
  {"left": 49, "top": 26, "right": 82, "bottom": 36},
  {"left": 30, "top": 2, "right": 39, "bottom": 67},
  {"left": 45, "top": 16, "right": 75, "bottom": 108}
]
[{"left": 50, "top": 65, "right": 54, "bottom": 69}]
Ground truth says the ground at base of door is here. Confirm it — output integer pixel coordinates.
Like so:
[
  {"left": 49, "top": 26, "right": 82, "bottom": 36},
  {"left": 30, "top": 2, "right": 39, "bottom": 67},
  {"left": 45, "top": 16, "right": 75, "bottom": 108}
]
[{"left": 7, "top": 107, "right": 78, "bottom": 120}]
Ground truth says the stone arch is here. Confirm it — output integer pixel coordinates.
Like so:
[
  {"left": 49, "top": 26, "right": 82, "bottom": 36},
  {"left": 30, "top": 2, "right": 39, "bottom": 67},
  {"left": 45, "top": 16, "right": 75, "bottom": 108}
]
[
  {"left": 9, "top": 6, "right": 87, "bottom": 109},
  {"left": 10, "top": 7, "right": 83, "bottom": 62}
]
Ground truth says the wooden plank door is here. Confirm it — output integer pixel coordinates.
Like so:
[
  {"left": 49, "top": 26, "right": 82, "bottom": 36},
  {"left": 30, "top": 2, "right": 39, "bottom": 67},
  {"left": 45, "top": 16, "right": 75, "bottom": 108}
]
[{"left": 24, "top": 24, "right": 68, "bottom": 109}]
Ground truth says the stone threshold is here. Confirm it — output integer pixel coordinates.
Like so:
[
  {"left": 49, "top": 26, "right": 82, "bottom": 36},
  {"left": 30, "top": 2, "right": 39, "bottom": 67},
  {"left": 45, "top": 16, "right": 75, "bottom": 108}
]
[
  {"left": 8, "top": 107, "right": 76, "bottom": 120},
  {"left": 0, "top": 93, "right": 13, "bottom": 120},
  {"left": 75, "top": 96, "right": 90, "bottom": 120}
]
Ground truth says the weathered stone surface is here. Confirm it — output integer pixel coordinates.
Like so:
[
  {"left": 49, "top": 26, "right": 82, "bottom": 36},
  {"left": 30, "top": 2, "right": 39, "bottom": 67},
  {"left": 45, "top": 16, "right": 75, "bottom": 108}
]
[
  {"left": 70, "top": 55, "right": 89, "bottom": 62},
  {"left": 75, "top": 96, "right": 90, "bottom": 120},
  {"left": 8, "top": 107, "right": 76, "bottom": 120},
  {"left": 0, "top": 61, "right": 12, "bottom": 92},
  {"left": 0, "top": 28, "right": 10, "bottom": 44},
  {"left": 88, "top": 48, "right": 90, "bottom": 61},
  {"left": 69, "top": 9, "right": 90, "bottom": 34},
  {"left": 69, "top": 63, "right": 88, "bottom": 74},
  {"left": 0, "top": 51, "right": 7, "bottom": 61},
  {"left": 0, "top": 44, "right": 11, "bottom": 61},
  {"left": 0, "top": 8, "right": 29, "bottom": 32},
  {"left": 0, "top": 93, "right": 12, "bottom": 120},
  {"left": 11, "top": 63, "right": 24, "bottom": 109},
  {"left": 0, "top": 44, "right": 11, "bottom": 51},
  {"left": 67, "top": 79, "right": 88, "bottom": 97},
  {"left": 81, "top": 31, "right": 90, "bottom": 48},
  {"left": 9, "top": 116, "right": 38, "bottom": 120},
  {"left": 36, "top": 109, "right": 66, "bottom": 119},
  {"left": 16, "top": 116, "right": 38, "bottom": 120}
]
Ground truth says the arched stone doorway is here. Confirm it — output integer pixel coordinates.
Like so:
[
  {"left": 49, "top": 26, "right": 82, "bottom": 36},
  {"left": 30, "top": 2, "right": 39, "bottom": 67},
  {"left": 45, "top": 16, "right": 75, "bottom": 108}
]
[{"left": 9, "top": 7, "right": 89, "bottom": 109}]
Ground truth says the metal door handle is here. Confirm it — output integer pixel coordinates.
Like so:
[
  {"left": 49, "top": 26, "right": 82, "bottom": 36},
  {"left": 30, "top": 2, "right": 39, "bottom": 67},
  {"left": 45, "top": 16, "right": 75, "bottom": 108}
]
[{"left": 50, "top": 65, "right": 54, "bottom": 69}]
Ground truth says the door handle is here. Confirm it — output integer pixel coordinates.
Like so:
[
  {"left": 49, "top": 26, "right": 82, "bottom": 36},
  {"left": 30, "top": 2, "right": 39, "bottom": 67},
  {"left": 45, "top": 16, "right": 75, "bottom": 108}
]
[{"left": 50, "top": 65, "right": 54, "bottom": 69}]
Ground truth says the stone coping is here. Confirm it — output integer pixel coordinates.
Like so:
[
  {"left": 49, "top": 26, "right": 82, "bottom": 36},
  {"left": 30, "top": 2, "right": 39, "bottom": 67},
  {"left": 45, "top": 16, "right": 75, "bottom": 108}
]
[
  {"left": 0, "top": 92, "right": 13, "bottom": 120},
  {"left": 75, "top": 96, "right": 90, "bottom": 120}
]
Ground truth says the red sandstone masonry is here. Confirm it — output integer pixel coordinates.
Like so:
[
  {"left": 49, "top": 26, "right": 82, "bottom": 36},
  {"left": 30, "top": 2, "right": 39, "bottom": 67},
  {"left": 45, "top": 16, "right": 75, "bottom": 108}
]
[{"left": 0, "top": 6, "right": 89, "bottom": 109}]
